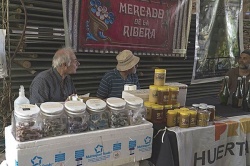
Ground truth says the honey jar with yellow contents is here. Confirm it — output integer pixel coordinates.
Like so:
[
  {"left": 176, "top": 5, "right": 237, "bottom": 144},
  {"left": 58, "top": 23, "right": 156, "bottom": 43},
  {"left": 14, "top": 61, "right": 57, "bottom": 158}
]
[
  {"left": 179, "top": 111, "right": 190, "bottom": 128},
  {"left": 144, "top": 101, "right": 154, "bottom": 121},
  {"left": 167, "top": 110, "right": 177, "bottom": 127},
  {"left": 154, "top": 69, "right": 166, "bottom": 86},
  {"left": 189, "top": 110, "right": 197, "bottom": 127},
  {"left": 168, "top": 86, "right": 179, "bottom": 105},
  {"left": 149, "top": 85, "right": 158, "bottom": 103},
  {"left": 157, "top": 86, "right": 169, "bottom": 105}
]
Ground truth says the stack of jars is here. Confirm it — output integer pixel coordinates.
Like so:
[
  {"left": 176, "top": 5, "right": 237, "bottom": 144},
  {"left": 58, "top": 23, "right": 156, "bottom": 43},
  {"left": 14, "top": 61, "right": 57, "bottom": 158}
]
[{"left": 145, "top": 68, "right": 180, "bottom": 125}]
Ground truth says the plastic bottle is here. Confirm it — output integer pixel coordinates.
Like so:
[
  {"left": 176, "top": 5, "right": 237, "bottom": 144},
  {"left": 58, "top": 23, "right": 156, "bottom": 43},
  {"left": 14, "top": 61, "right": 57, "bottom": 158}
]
[{"left": 14, "top": 85, "right": 30, "bottom": 111}]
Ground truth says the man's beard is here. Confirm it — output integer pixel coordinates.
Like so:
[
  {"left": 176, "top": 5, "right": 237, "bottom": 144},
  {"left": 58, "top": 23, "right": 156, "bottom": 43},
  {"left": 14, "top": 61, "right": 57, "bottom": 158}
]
[{"left": 239, "top": 64, "right": 250, "bottom": 70}]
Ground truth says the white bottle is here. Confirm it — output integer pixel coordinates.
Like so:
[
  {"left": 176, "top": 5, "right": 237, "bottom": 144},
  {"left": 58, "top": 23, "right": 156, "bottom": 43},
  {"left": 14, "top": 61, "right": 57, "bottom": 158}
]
[{"left": 14, "top": 85, "right": 30, "bottom": 111}]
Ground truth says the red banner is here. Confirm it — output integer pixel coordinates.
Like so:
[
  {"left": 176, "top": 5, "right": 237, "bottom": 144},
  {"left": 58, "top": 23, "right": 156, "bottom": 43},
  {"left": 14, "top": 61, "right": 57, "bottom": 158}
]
[{"left": 64, "top": 0, "right": 192, "bottom": 56}]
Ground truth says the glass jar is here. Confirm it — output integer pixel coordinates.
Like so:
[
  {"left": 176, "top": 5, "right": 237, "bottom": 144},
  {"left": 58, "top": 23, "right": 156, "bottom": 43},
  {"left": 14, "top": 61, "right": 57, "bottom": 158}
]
[
  {"left": 192, "top": 104, "right": 200, "bottom": 111},
  {"left": 40, "top": 102, "right": 67, "bottom": 137},
  {"left": 144, "top": 101, "right": 153, "bottom": 122},
  {"left": 124, "top": 97, "right": 145, "bottom": 125},
  {"left": 154, "top": 69, "right": 166, "bottom": 86},
  {"left": 106, "top": 97, "right": 129, "bottom": 128},
  {"left": 207, "top": 105, "right": 215, "bottom": 121},
  {"left": 65, "top": 101, "right": 89, "bottom": 134},
  {"left": 149, "top": 85, "right": 158, "bottom": 103},
  {"left": 157, "top": 86, "right": 169, "bottom": 105},
  {"left": 197, "top": 106, "right": 210, "bottom": 127},
  {"left": 169, "top": 86, "right": 179, "bottom": 105},
  {"left": 151, "top": 104, "right": 164, "bottom": 124},
  {"left": 86, "top": 99, "right": 109, "bottom": 131},
  {"left": 13, "top": 104, "right": 42, "bottom": 142},
  {"left": 166, "top": 110, "right": 177, "bottom": 127}
]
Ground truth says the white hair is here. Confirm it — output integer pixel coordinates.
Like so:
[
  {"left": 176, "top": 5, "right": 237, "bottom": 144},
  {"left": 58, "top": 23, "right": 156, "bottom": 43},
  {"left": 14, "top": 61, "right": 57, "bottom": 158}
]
[{"left": 52, "top": 47, "right": 74, "bottom": 68}]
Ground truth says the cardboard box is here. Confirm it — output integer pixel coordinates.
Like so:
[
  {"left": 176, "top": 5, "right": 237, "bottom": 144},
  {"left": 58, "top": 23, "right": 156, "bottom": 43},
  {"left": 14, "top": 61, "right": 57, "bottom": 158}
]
[
  {"left": 165, "top": 82, "right": 188, "bottom": 106},
  {"left": 122, "top": 89, "right": 150, "bottom": 102},
  {"left": 5, "top": 121, "right": 153, "bottom": 166}
]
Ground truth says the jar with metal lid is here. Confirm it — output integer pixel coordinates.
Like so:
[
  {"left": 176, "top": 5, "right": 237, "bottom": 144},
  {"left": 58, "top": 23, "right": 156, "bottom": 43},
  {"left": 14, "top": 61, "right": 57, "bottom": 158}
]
[
  {"left": 197, "top": 106, "right": 210, "bottom": 127},
  {"left": 192, "top": 104, "right": 200, "bottom": 111},
  {"left": 106, "top": 97, "right": 129, "bottom": 128},
  {"left": 154, "top": 69, "right": 166, "bottom": 86},
  {"left": 157, "top": 86, "right": 169, "bottom": 105},
  {"left": 168, "top": 86, "right": 179, "bottom": 105},
  {"left": 124, "top": 97, "right": 145, "bottom": 125},
  {"left": 207, "top": 105, "right": 215, "bottom": 121},
  {"left": 166, "top": 110, "right": 177, "bottom": 127},
  {"left": 13, "top": 104, "right": 42, "bottom": 142},
  {"left": 40, "top": 102, "right": 67, "bottom": 137},
  {"left": 189, "top": 110, "right": 197, "bottom": 127},
  {"left": 144, "top": 101, "right": 154, "bottom": 121},
  {"left": 149, "top": 85, "right": 158, "bottom": 103},
  {"left": 179, "top": 111, "right": 190, "bottom": 128},
  {"left": 151, "top": 104, "right": 164, "bottom": 124},
  {"left": 86, "top": 99, "right": 109, "bottom": 131},
  {"left": 65, "top": 101, "right": 89, "bottom": 134}
]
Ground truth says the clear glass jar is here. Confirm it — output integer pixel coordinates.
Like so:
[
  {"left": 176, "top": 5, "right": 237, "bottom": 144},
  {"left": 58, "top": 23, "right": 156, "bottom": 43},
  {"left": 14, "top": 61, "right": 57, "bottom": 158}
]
[
  {"left": 124, "top": 97, "right": 145, "bottom": 125},
  {"left": 106, "top": 97, "right": 129, "bottom": 128},
  {"left": 65, "top": 101, "right": 89, "bottom": 134},
  {"left": 40, "top": 102, "right": 67, "bottom": 137},
  {"left": 13, "top": 104, "right": 42, "bottom": 142},
  {"left": 86, "top": 99, "right": 109, "bottom": 131}
]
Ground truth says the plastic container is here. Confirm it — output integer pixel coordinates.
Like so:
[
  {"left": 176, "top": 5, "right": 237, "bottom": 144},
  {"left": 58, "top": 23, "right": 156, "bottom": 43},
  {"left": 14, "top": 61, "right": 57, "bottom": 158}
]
[
  {"left": 179, "top": 111, "right": 190, "bottom": 128},
  {"left": 151, "top": 104, "right": 164, "bottom": 124},
  {"left": 189, "top": 110, "right": 197, "bottom": 127},
  {"left": 166, "top": 110, "right": 177, "bottom": 127},
  {"left": 65, "top": 101, "right": 89, "bottom": 133},
  {"left": 13, "top": 104, "right": 42, "bottom": 142},
  {"left": 154, "top": 69, "right": 166, "bottom": 86},
  {"left": 86, "top": 99, "right": 109, "bottom": 131},
  {"left": 106, "top": 97, "right": 129, "bottom": 128},
  {"left": 157, "top": 86, "right": 169, "bottom": 105},
  {"left": 144, "top": 101, "right": 154, "bottom": 121},
  {"left": 14, "top": 85, "right": 30, "bottom": 111},
  {"left": 40, "top": 102, "right": 67, "bottom": 137},
  {"left": 124, "top": 97, "right": 145, "bottom": 125},
  {"left": 168, "top": 86, "right": 179, "bottom": 105},
  {"left": 149, "top": 85, "right": 158, "bottom": 103}
]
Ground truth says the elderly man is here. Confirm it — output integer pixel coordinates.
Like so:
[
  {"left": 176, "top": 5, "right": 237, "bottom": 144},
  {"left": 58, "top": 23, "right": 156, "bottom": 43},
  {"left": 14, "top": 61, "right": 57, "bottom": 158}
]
[
  {"left": 225, "top": 49, "right": 250, "bottom": 94},
  {"left": 97, "top": 50, "right": 140, "bottom": 99},
  {"left": 29, "top": 47, "right": 80, "bottom": 104}
]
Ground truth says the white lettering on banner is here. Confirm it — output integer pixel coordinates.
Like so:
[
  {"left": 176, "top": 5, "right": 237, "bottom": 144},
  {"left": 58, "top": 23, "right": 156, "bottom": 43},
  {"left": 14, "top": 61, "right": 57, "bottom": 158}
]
[
  {"left": 119, "top": 3, "right": 164, "bottom": 18},
  {"left": 123, "top": 26, "right": 155, "bottom": 39},
  {"left": 194, "top": 141, "right": 248, "bottom": 166}
]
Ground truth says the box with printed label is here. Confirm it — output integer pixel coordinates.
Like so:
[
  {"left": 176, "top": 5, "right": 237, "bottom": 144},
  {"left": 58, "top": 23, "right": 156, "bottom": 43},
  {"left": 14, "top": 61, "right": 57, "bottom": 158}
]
[{"left": 5, "top": 121, "right": 153, "bottom": 166}]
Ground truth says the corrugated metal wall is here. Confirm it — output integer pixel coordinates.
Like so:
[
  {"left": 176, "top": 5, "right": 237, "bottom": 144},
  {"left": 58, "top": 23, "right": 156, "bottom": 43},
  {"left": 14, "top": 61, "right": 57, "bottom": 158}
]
[{"left": 6, "top": 0, "right": 221, "bottom": 100}]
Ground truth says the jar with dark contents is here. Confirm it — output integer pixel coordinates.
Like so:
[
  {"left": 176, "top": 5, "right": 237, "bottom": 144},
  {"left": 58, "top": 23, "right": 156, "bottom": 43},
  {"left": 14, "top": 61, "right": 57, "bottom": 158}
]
[
  {"left": 207, "top": 105, "right": 215, "bottom": 121},
  {"left": 157, "top": 86, "right": 169, "bottom": 105},
  {"left": 13, "top": 104, "right": 42, "bottom": 142},
  {"left": 106, "top": 97, "right": 129, "bottom": 128},
  {"left": 151, "top": 104, "right": 164, "bottom": 124},
  {"left": 40, "top": 102, "right": 67, "bottom": 137},
  {"left": 124, "top": 97, "right": 145, "bottom": 125},
  {"left": 169, "top": 86, "right": 179, "bottom": 105},
  {"left": 65, "top": 101, "right": 89, "bottom": 134},
  {"left": 86, "top": 99, "right": 109, "bottom": 131}
]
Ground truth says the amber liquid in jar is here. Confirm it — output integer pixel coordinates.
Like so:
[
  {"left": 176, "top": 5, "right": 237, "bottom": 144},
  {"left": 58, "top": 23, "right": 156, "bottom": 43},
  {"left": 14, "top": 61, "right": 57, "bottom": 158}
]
[
  {"left": 144, "top": 101, "right": 153, "bottom": 122},
  {"left": 167, "top": 110, "right": 177, "bottom": 127},
  {"left": 179, "top": 111, "right": 190, "bottom": 128},
  {"left": 169, "top": 86, "right": 179, "bottom": 105},
  {"left": 149, "top": 85, "right": 158, "bottom": 103},
  {"left": 157, "top": 86, "right": 169, "bottom": 105},
  {"left": 151, "top": 104, "right": 164, "bottom": 124},
  {"left": 154, "top": 69, "right": 166, "bottom": 86}
]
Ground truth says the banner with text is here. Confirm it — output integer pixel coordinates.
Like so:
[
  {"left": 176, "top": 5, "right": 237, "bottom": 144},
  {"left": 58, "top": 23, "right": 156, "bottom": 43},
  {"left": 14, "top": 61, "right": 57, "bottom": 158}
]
[
  {"left": 63, "top": 0, "right": 192, "bottom": 57},
  {"left": 170, "top": 115, "right": 250, "bottom": 166}
]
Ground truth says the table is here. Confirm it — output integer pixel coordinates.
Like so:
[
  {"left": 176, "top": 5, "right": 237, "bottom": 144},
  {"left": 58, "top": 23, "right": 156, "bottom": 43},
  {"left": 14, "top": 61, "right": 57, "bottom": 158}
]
[{"left": 149, "top": 95, "right": 250, "bottom": 166}]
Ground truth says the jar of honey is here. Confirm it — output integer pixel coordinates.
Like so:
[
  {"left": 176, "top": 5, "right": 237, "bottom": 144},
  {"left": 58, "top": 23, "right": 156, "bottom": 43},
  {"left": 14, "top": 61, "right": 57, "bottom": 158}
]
[
  {"left": 154, "top": 69, "right": 166, "bottom": 86},
  {"left": 179, "top": 111, "right": 190, "bottom": 128},
  {"left": 144, "top": 101, "right": 153, "bottom": 121},
  {"left": 157, "top": 86, "right": 169, "bottom": 105},
  {"left": 164, "top": 104, "right": 172, "bottom": 124},
  {"left": 189, "top": 110, "right": 197, "bottom": 127},
  {"left": 151, "top": 104, "right": 164, "bottom": 124},
  {"left": 169, "top": 86, "right": 179, "bottom": 105},
  {"left": 149, "top": 85, "right": 158, "bottom": 103},
  {"left": 166, "top": 110, "right": 177, "bottom": 127},
  {"left": 207, "top": 105, "right": 215, "bottom": 121}
]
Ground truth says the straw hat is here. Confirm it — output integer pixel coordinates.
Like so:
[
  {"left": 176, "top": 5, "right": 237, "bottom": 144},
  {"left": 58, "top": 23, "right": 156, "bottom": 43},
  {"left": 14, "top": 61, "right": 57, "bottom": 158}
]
[{"left": 116, "top": 50, "right": 140, "bottom": 71}]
